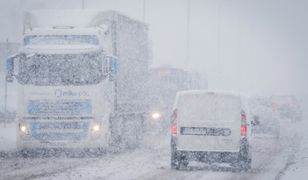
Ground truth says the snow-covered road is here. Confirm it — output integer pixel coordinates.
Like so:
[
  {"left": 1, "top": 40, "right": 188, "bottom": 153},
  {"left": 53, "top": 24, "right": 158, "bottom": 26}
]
[{"left": 0, "top": 121, "right": 302, "bottom": 180}]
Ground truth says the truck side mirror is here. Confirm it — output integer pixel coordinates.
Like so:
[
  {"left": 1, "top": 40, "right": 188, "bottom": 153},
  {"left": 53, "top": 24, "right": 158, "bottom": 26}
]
[{"left": 5, "top": 56, "right": 16, "bottom": 83}]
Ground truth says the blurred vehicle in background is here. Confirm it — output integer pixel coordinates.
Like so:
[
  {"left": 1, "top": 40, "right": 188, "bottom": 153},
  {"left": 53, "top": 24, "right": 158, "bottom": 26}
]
[
  {"left": 171, "top": 90, "right": 252, "bottom": 170},
  {"left": 270, "top": 95, "right": 302, "bottom": 122},
  {"left": 147, "top": 66, "right": 207, "bottom": 135},
  {"left": 250, "top": 104, "right": 281, "bottom": 153},
  {"left": 249, "top": 97, "right": 280, "bottom": 139},
  {"left": 248, "top": 95, "right": 302, "bottom": 152},
  {"left": 251, "top": 107, "right": 280, "bottom": 138}
]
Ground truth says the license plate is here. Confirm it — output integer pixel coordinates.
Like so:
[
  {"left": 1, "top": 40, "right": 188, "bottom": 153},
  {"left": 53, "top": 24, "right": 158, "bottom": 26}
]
[{"left": 180, "top": 127, "right": 231, "bottom": 136}]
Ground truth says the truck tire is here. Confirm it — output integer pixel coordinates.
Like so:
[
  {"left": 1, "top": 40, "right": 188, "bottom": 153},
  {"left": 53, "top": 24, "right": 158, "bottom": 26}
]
[
  {"left": 20, "top": 149, "right": 30, "bottom": 158},
  {"left": 109, "top": 115, "right": 123, "bottom": 151}
]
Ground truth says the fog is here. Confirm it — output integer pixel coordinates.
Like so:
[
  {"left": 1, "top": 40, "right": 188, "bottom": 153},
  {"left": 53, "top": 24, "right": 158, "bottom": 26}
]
[
  {"left": 0, "top": 1, "right": 308, "bottom": 179},
  {"left": 1, "top": 0, "right": 307, "bottom": 97}
]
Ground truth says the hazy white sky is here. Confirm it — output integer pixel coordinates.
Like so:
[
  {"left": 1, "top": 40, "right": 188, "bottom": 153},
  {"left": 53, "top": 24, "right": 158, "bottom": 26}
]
[{"left": 0, "top": 0, "right": 307, "bottom": 100}]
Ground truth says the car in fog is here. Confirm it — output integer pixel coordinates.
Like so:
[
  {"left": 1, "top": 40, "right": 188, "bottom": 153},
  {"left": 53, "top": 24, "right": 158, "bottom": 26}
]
[
  {"left": 170, "top": 90, "right": 252, "bottom": 170},
  {"left": 270, "top": 95, "right": 302, "bottom": 122},
  {"left": 251, "top": 107, "right": 280, "bottom": 138},
  {"left": 249, "top": 97, "right": 280, "bottom": 138}
]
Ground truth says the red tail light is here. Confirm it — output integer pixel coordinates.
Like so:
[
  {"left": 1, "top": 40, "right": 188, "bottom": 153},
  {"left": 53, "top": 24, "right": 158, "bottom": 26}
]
[
  {"left": 171, "top": 109, "right": 177, "bottom": 135},
  {"left": 241, "top": 126, "right": 246, "bottom": 136},
  {"left": 241, "top": 110, "right": 247, "bottom": 137},
  {"left": 172, "top": 123, "right": 177, "bottom": 135}
]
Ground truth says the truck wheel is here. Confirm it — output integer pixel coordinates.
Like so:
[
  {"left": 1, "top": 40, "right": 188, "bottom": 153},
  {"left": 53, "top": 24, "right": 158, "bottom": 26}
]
[
  {"left": 20, "top": 150, "right": 29, "bottom": 158},
  {"left": 20, "top": 149, "right": 36, "bottom": 158}
]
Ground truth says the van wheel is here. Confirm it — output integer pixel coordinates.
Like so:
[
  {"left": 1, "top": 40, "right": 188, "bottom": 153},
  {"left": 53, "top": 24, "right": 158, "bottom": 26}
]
[
  {"left": 171, "top": 142, "right": 186, "bottom": 169},
  {"left": 171, "top": 150, "right": 189, "bottom": 169},
  {"left": 236, "top": 139, "right": 251, "bottom": 171},
  {"left": 238, "top": 158, "right": 251, "bottom": 171},
  {"left": 171, "top": 153, "right": 189, "bottom": 169},
  {"left": 171, "top": 145, "right": 180, "bottom": 169},
  {"left": 171, "top": 153, "right": 180, "bottom": 169},
  {"left": 238, "top": 143, "right": 252, "bottom": 171}
]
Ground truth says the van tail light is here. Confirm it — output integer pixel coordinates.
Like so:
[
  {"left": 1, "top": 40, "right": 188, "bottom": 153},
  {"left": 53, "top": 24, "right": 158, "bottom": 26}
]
[
  {"left": 172, "top": 123, "right": 177, "bottom": 135},
  {"left": 241, "top": 126, "right": 247, "bottom": 137},
  {"left": 241, "top": 110, "right": 247, "bottom": 137},
  {"left": 171, "top": 109, "right": 178, "bottom": 135}
]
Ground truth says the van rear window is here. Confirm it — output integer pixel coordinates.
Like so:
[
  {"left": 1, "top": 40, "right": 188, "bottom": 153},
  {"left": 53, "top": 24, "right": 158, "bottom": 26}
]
[{"left": 177, "top": 94, "right": 241, "bottom": 122}]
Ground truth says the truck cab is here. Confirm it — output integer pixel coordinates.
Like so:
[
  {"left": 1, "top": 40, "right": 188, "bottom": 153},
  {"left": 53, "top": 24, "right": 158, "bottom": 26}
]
[{"left": 6, "top": 10, "right": 149, "bottom": 155}]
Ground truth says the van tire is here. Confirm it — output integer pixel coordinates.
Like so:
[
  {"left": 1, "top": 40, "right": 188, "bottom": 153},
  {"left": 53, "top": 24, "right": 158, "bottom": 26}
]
[
  {"left": 171, "top": 148, "right": 189, "bottom": 169},
  {"left": 171, "top": 138, "right": 185, "bottom": 170},
  {"left": 171, "top": 150, "right": 180, "bottom": 169},
  {"left": 171, "top": 142, "right": 180, "bottom": 169},
  {"left": 238, "top": 140, "right": 252, "bottom": 171}
]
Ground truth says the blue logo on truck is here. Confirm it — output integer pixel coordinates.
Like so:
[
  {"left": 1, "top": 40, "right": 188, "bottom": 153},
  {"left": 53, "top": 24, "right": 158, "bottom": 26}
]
[{"left": 54, "top": 89, "right": 89, "bottom": 98}]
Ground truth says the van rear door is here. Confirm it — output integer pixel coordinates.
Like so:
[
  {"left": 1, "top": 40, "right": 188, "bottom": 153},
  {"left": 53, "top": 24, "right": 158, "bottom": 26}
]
[{"left": 176, "top": 92, "right": 241, "bottom": 152}]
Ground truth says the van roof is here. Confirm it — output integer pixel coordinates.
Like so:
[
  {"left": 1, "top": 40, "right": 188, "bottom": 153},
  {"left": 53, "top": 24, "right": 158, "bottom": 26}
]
[
  {"left": 174, "top": 90, "right": 247, "bottom": 109},
  {"left": 176, "top": 90, "right": 241, "bottom": 98}
]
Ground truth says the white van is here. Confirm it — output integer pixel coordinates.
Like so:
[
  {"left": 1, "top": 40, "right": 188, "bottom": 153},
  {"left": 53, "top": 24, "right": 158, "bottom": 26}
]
[{"left": 171, "top": 90, "right": 252, "bottom": 170}]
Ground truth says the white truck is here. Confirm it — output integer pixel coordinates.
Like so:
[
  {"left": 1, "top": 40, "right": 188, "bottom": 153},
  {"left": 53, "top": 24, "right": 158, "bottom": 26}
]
[{"left": 6, "top": 10, "right": 149, "bottom": 155}]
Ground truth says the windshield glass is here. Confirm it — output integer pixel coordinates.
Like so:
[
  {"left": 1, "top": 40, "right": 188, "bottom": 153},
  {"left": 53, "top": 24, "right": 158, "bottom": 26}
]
[
  {"left": 24, "top": 35, "right": 99, "bottom": 46},
  {"left": 18, "top": 53, "right": 103, "bottom": 86}
]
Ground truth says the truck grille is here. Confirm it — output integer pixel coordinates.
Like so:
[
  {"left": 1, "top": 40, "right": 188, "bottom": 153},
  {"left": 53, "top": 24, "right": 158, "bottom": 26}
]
[
  {"left": 28, "top": 100, "right": 92, "bottom": 115},
  {"left": 30, "top": 121, "right": 90, "bottom": 141}
]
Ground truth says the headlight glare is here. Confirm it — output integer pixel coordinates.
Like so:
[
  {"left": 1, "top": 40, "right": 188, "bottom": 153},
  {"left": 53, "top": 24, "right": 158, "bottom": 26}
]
[
  {"left": 19, "top": 124, "right": 29, "bottom": 134},
  {"left": 151, "top": 112, "right": 161, "bottom": 120},
  {"left": 92, "top": 124, "right": 100, "bottom": 132}
]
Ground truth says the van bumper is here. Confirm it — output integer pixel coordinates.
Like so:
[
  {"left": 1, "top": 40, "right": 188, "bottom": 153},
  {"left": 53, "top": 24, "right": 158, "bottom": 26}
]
[{"left": 171, "top": 137, "right": 250, "bottom": 164}]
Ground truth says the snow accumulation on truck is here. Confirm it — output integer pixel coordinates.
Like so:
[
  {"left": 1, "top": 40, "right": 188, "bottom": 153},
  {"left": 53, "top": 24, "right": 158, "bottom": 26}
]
[{"left": 5, "top": 10, "right": 149, "bottom": 155}]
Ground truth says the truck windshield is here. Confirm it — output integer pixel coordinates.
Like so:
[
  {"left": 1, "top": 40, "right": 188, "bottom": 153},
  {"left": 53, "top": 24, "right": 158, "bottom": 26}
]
[
  {"left": 24, "top": 35, "right": 99, "bottom": 46},
  {"left": 18, "top": 53, "right": 103, "bottom": 86}
]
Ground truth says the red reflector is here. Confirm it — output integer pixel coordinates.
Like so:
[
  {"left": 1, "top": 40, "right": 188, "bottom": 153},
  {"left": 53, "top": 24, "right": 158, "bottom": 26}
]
[
  {"left": 172, "top": 123, "right": 177, "bottom": 135},
  {"left": 241, "top": 126, "right": 246, "bottom": 136}
]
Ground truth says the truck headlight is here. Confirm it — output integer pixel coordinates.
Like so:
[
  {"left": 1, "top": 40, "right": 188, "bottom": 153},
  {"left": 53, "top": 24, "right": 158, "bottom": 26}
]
[
  {"left": 93, "top": 124, "right": 100, "bottom": 132},
  {"left": 151, "top": 112, "right": 161, "bottom": 120},
  {"left": 20, "top": 125, "right": 27, "bottom": 132},
  {"left": 19, "top": 123, "right": 29, "bottom": 134}
]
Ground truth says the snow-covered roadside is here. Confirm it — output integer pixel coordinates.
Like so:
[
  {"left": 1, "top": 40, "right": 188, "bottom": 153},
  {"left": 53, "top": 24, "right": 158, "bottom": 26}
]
[
  {"left": 280, "top": 120, "right": 308, "bottom": 180},
  {"left": 0, "top": 122, "right": 16, "bottom": 152},
  {"left": 0, "top": 127, "right": 299, "bottom": 180}
]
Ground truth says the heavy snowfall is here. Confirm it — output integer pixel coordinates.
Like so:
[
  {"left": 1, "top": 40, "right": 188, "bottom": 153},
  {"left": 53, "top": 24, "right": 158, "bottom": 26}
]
[{"left": 0, "top": 0, "right": 308, "bottom": 180}]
